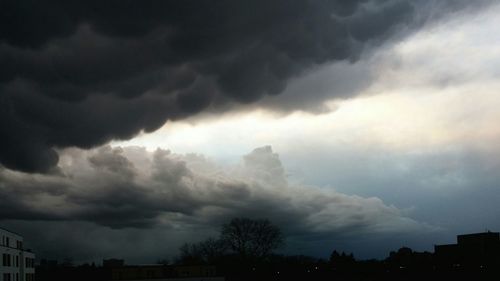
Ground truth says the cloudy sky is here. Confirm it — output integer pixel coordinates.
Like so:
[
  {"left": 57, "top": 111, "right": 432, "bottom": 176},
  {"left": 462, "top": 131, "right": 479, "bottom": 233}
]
[{"left": 1, "top": 0, "right": 500, "bottom": 263}]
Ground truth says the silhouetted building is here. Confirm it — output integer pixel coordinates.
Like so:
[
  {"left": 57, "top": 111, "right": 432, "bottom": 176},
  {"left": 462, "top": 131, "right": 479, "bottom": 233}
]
[
  {"left": 110, "top": 264, "right": 169, "bottom": 280},
  {"left": 173, "top": 265, "right": 218, "bottom": 278},
  {"left": 109, "top": 263, "right": 222, "bottom": 281},
  {"left": 435, "top": 231, "right": 500, "bottom": 267},
  {"left": 1, "top": 227, "right": 36, "bottom": 281},
  {"left": 103, "top": 259, "right": 125, "bottom": 268}
]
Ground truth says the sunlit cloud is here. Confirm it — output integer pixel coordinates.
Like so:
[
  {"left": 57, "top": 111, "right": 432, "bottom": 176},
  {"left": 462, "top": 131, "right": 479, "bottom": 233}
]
[{"left": 115, "top": 2, "right": 500, "bottom": 159}]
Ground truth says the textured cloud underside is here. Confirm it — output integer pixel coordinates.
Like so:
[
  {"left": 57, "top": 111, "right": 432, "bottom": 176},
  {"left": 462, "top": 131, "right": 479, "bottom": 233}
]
[
  {"left": 0, "top": 146, "right": 429, "bottom": 236},
  {"left": 1, "top": 0, "right": 481, "bottom": 172}
]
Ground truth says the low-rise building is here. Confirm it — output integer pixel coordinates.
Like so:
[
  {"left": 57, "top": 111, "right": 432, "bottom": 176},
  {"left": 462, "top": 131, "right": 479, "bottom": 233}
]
[
  {"left": 0, "top": 228, "right": 35, "bottom": 281},
  {"left": 435, "top": 231, "right": 500, "bottom": 267},
  {"left": 109, "top": 263, "right": 223, "bottom": 281}
]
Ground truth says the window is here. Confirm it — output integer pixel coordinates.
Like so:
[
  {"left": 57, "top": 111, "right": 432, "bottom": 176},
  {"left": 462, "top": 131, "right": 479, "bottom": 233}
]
[
  {"left": 16, "top": 256, "right": 19, "bottom": 267},
  {"left": 3, "top": 273, "right": 11, "bottom": 281},
  {"left": 2, "top": 254, "right": 11, "bottom": 267},
  {"left": 24, "top": 257, "right": 34, "bottom": 269}
]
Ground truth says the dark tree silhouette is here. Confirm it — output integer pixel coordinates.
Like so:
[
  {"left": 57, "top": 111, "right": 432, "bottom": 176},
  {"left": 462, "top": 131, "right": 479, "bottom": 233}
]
[
  {"left": 220, "top": 218, "right": 284, "bottom": 258},
  {"left": 177, "top": 237, "right": 228, "bottom": 264},
  {"left": 177, "top": 242, "right": 204, "bottom": 265}
]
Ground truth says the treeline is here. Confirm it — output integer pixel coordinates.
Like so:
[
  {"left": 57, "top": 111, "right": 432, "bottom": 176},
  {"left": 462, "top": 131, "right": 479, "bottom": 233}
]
[
  {"left": 171, "top": 218, "right": 500, "bottom": 280},
  {"left": 35, "top": 218, "right": 500, "bottom": 281}
]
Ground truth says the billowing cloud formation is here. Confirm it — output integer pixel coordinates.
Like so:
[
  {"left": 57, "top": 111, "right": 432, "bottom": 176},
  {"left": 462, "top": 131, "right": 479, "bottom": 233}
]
[
  {"left": 0, "top": 146, "right": 431, "bottom": 259},
  {"left": 1, "top": 0, "right": 483, "bottom": 173}
]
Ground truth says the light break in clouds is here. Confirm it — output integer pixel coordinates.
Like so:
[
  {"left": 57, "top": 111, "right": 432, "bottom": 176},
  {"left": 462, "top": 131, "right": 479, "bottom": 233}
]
[
  {"left": 0, "top": 145, "right": 433, "bottom": 262},
  {"left": 114, "top": 0, "right": 500, "bottom": 253},
  {"left": 1, "top": 0, "right": 500, "bottom": 263}
]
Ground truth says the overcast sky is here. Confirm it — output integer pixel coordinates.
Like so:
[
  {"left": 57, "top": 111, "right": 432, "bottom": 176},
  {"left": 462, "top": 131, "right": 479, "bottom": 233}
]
[{"left": 1, "top": 0, "right": 500, "bottom": 263}]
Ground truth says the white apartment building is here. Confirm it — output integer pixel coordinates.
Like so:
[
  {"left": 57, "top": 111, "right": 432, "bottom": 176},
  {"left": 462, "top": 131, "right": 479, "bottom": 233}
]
[{"left": 0, "top": 228, "right": 35, "bottom": 281}]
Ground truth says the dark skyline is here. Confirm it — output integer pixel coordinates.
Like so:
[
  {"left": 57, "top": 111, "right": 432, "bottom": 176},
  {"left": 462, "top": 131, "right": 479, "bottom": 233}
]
[{"left": 1, "top": 0, "right": 500, "bottom": 263}]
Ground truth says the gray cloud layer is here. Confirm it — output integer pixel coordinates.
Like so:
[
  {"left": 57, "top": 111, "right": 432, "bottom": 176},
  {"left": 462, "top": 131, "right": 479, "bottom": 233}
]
[
  {"left": 0, "top": 0, "right": 484, "bottom": 172},
  {"left": 0, "top": 146, "right": 431, "bottom": 260}
]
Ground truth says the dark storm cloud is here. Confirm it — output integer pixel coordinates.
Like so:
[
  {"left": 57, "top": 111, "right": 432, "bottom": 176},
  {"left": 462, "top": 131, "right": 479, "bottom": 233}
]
[
  {"left": 0, "top": 146, "right": 427, "bottom": 233},
  {"left": 0, "top": 146, "right": 431, "bottom": 261},
  {"left": 0, "top": 0, "right": 440, "bottom": 172}
]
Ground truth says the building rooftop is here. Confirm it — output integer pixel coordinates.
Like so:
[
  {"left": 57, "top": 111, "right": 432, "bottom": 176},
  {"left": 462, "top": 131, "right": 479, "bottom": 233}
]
[{"left": 0, "top": 226, "right": 22, "bottom": 237}]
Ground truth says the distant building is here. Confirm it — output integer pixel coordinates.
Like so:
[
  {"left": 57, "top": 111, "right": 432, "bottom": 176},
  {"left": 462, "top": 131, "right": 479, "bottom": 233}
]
[
  {"left": 108, "top": 263, "right": 223, "bottom": 281},
  {"left": 435, "top": 231, "right": 500, "bottom": 267},
  {"left": 0, "top": 227, "right": 36, "bottom": 281},
  {"left": 103, "top": 259, "right": 125, "bottom": 268}
]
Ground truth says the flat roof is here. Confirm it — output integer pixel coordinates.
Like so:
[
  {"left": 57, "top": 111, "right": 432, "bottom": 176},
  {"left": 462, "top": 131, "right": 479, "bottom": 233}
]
[
  {"left": 458, "top": 231, "right": 499, "bottom": 237},
  {"left": 0, "top": 226, "right": 23, "bottom": 237}
]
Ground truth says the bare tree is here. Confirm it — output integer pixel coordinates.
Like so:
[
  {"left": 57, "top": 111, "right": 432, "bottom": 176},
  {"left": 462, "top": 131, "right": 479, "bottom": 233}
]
[
  {"left": 177, "top": 237, "right": 228, "bottom": 264},
  {"left": 198, "top": 237, "right": 228, "bottom": 262},
  {"left": 221, "top": 218, "right": 284, "bottom": 258}
]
